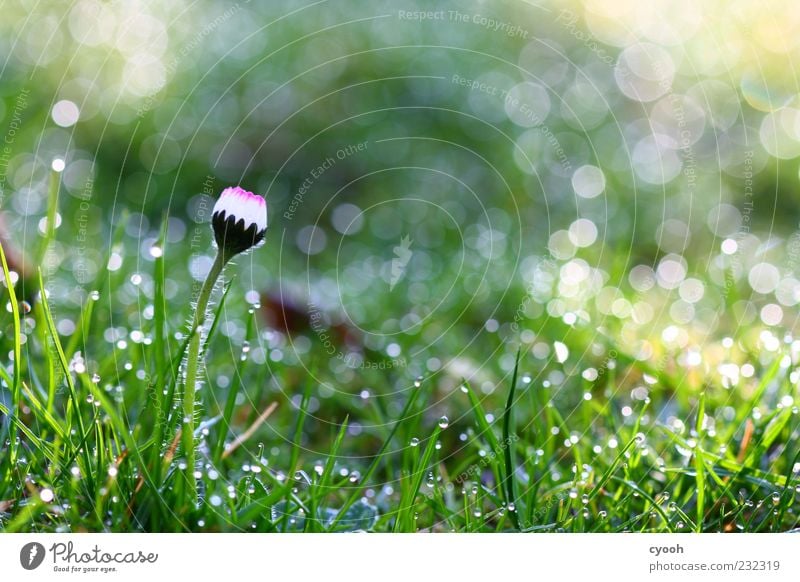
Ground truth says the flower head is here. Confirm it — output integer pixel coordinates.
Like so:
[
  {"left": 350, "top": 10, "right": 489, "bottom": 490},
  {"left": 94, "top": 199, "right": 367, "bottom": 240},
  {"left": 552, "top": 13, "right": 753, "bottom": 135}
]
[{"left": 211, "top": 186, "right": 267, "bottom": 257}]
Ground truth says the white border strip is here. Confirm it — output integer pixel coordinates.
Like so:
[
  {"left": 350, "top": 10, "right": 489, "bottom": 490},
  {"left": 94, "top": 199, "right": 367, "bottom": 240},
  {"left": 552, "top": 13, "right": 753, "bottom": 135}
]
[{"left": 1, "top": 533, "right": 799, "bottom": 581}]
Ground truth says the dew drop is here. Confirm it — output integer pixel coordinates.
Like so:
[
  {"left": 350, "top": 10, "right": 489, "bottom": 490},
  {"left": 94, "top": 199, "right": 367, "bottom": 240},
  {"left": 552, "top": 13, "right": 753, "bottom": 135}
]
[{"left": 426, "top": 472, "right": 435, "bottom": 488}]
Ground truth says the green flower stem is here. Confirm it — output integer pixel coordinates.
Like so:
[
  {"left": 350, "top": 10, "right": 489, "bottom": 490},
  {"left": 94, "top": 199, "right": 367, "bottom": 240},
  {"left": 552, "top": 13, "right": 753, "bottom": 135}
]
[{"left": 182, "top": 249, "right": 228, "bottom": 502}]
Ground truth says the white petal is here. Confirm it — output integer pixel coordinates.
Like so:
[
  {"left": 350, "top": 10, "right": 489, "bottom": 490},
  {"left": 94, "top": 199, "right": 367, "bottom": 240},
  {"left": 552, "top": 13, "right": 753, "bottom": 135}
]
[{"left": 213, "top": 187, "right": 267, "bottom": 232}]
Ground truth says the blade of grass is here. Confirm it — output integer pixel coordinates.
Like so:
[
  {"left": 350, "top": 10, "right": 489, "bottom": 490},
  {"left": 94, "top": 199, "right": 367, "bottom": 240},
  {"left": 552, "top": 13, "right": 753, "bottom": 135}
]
[
  {"left": 588, "top": 435, "right": 638, "bottom": 503},
  {"left": 395, "top": 426, "right": 441, "bottom": 532},
  {"left": 38, "top": 167, "right": 60, "bottom": 267},
  {"left": 221, "top": 402, "right": 278, "bottom": 459},
  {"left": 0, "top": 242, "right": 22, "bottom": 470},
  {"left": 502, "top": 349, "right": 521, "bottom": 529},
  {"left": 147, "top": 218, "right": 169, "bottom": 495},
  {"left": 211, "top": 283, "right": 248, "bottom": 464},
  {"left": 307, "top": 416, "right": 348, "bottom": 532},
  {"left": 37, "top": 268, "right": 95, "bottom": 495},
  {"left": 722, "top": 357, "right": 781, "bottom": 444},
  {"left": 330, "top": 384, "right": 425, "bottom": 528},
  {"left": 461, "top": 379, "right": 504, "bottom": 490},
  {"left": 280, "top": 378, "right": 312, "bottom": 531},
  {"left": 694, "top": 391, "right": 707, "bottom": 532}
]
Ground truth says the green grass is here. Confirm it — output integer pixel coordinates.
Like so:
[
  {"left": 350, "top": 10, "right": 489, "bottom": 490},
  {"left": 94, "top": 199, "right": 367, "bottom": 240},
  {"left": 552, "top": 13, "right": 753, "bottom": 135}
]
[{"left": 1, "top": 185, "right": 799, "bottom": 533}]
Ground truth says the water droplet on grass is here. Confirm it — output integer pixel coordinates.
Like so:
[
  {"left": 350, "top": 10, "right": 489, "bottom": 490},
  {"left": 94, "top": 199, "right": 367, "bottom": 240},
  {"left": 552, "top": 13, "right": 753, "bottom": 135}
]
[
  {"left": 438, "top": 416, "right": 449, "bottom": 429},
  {"left": 409, "top": 438, "right": 420, "bottom": 447}
]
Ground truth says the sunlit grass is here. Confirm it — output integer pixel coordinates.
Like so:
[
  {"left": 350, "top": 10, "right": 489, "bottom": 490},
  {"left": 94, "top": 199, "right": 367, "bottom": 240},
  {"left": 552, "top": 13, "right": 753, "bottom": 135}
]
[{"left": 0, "top": 199, "right": 798, "bottom": 532}]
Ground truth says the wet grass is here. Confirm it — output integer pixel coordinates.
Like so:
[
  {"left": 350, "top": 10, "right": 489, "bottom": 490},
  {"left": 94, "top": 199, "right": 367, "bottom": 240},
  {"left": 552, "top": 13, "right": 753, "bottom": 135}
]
[{"left": 1, "top": 205, "right": 799, "bottom": 533}]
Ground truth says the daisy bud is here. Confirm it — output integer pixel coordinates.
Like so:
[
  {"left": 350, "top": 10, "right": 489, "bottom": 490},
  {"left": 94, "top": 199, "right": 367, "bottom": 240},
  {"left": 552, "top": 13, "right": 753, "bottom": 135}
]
[
  {"left": 182, "top": 185, "right": 267, "bottom": 501},
  {"left": 211, "top": 186, "right": 267, "bottom": 257}
]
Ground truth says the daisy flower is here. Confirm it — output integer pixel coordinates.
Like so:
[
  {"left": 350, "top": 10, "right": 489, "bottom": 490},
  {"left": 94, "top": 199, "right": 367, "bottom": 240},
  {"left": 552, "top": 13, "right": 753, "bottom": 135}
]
[{"left": 182, "top": 185, "right": 267, "bottom": 500}]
